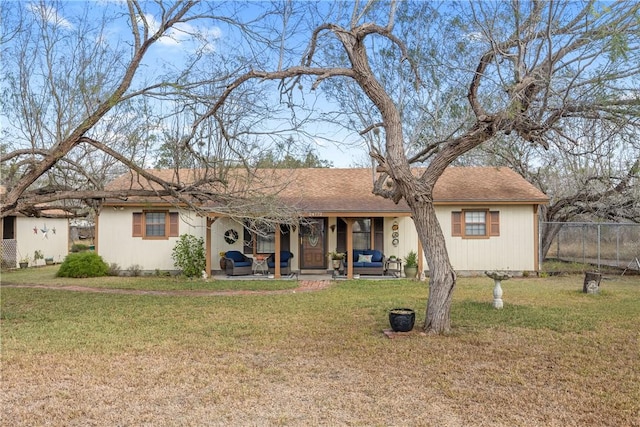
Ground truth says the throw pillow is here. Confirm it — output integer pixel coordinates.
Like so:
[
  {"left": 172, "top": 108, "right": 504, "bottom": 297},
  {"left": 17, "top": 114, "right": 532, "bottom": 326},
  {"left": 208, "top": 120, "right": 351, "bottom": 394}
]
[{"left": 358, "top": 254, "right": 373, "bottom": 263}]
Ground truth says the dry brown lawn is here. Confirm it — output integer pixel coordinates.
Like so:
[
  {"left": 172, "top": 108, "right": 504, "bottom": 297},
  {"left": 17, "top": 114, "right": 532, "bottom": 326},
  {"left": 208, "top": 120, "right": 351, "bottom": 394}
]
[{"left": 1, "top": 272, "right": 639, "bottom": 426}]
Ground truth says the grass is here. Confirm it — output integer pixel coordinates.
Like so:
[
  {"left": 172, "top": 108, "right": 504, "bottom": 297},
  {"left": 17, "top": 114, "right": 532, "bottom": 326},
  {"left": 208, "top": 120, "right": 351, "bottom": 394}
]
[
  {"left": 0, "top": 265, "right": 299, "bottom": 292},
  {"left": 1, "top": 270, "right": 639, "bottom": 426}
]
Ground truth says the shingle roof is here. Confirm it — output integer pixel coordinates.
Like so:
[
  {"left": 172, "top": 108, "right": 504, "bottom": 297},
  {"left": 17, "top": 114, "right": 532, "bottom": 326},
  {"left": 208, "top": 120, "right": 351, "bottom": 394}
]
[{"left": 104, "top": 167, "right": 548, "bottom": 214}]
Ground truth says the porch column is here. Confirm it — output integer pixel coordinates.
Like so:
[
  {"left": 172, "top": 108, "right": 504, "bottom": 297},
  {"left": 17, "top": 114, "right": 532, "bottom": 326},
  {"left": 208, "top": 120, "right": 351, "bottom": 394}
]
[
  {"left": 533, "top": 205, "right": 540, "bottom": 272},
  {"left": 94, "top": 214, "right": 99, "bottom": 254},
  {"left": 205, "top": 217, "right": 214, "bottom": 275},
  {"left": 274, "top": 224, "right": 281, "bottom": 279},
  {"left": 345, "top": 218, "right": 354, "bottom": 279}
]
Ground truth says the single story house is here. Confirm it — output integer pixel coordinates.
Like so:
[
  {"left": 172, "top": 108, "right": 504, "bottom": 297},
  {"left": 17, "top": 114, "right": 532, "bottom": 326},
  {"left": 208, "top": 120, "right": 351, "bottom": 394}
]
[{"left": 95, "top": 167, "right": 548, "bottom": 278}]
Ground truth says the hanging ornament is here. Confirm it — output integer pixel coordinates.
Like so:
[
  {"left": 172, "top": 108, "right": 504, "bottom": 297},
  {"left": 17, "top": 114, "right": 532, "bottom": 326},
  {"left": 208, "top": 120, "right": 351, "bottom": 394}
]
[{"left": 224, "top": 229, "right": 239, "bottom": 244}]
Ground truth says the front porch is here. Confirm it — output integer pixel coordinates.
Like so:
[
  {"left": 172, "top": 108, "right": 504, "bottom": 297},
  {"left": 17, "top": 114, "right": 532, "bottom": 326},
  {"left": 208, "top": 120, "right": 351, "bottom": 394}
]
[
  {"left": 205, "top": 214, "right": 423, "bottom": 280},
  {"left": 211, "top": 271, "right": 404, "bottom": 281}
]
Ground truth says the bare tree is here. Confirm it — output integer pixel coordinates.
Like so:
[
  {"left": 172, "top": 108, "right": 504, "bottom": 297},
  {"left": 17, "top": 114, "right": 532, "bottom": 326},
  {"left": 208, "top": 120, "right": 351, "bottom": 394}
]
[
  {"left": 0, "top": 0, "right": 301, "bottom": 226},
  {"left": 203, "top": 0, "right": 640, "bottom": 333},
  {"left": 468, "top": 122, "right": 640, "bottom": 260}
]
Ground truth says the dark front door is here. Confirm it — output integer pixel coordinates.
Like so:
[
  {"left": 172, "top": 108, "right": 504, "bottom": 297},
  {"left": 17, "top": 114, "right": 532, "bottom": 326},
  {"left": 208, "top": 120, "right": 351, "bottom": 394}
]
[{"left": 299, "top": 218, "right": 326, "bottom": 269}]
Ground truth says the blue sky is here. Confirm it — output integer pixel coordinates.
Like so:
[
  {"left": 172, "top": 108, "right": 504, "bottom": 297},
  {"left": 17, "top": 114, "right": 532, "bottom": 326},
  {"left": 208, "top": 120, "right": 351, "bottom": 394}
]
[{"left": 15, "top": 0, "right": 366, "bottom": 168}]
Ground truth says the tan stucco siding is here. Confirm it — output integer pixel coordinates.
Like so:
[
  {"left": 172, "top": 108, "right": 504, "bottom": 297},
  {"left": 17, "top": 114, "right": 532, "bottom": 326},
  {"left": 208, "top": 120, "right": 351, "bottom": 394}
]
[
  {"left": 97, "top": 208, "right": 205, "bottom": 271},
  {"left": 437, "top": 205, "right": 537, "bottom": 271}
]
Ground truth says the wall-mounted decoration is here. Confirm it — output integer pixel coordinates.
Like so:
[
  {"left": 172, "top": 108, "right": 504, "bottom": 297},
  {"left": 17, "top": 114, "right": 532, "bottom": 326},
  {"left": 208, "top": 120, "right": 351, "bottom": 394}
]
[
  {"left": 224, "top": 229, "right": 239, "bottom": 244},
  {"left": 392, "top": 221, "right": 399, "bottom": 247}
]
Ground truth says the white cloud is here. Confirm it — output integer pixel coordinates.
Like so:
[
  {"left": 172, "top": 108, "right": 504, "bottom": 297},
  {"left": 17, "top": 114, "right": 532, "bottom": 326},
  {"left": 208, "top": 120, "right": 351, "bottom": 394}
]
[
  {"left": 26, "top": 3, "right": 73, "bottom": 30},
  {"left": 137, "top": 13, "right": 220, "bottom": 51},
  {"left": 464, "top": 31, "right": 485, "bottom": 42}
]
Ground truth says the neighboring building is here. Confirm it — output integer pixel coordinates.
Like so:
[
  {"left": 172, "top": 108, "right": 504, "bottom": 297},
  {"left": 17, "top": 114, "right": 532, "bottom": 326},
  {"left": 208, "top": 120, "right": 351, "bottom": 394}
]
[
  {"left": 96, "top": 167, "right": 548, "bottom": 277},
  {"left": 1, "top": 213, "right": 70, "bottom": 268}
]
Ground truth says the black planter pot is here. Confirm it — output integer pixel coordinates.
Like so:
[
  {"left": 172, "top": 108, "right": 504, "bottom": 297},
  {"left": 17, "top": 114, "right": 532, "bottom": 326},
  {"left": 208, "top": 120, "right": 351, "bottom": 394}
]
[{"left": 389, "top": 308, "right": 415, "bottom": 332}]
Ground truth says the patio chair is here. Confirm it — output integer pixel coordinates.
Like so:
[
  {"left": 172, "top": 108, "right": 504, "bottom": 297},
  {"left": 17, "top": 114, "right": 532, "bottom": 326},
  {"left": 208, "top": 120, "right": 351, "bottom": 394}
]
[
  {"left": 266, "top": 251, "right": 294, "bottom": 275},
  {"left": 224, "top": 250, "right": 253, "bottom": 276}
]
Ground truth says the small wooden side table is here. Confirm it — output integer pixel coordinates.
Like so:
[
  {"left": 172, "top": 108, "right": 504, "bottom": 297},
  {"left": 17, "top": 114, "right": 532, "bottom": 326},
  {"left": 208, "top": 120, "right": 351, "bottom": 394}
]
[{"left": 386, "top": 259, "right": 402, "bottom": 277}]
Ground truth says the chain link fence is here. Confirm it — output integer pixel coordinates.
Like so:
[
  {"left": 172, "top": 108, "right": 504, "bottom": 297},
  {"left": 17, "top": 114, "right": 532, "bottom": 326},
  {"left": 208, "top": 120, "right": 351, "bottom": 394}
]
[{"left": 544, "top": 222, "right": 640, "bottom": 272}]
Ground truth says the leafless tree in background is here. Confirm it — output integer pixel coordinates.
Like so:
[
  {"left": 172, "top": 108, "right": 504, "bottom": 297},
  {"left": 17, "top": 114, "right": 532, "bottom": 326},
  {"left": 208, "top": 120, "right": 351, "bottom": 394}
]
[{"left": 206, "top": 0, "right": 640, "bottom": 333}]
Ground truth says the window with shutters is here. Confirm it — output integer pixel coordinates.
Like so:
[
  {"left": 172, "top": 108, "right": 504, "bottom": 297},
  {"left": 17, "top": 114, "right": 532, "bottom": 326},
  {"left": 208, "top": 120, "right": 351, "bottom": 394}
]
[
  {"left": 451, "top": 210, "right": 499, "bottom": 239},
  {"left": 132, "top": 211, "right": 179, "bottom": 239}
]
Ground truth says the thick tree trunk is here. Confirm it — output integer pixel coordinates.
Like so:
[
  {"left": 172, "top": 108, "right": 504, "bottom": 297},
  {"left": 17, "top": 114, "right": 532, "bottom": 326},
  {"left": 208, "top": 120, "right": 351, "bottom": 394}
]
[
  {"left": 539, "top": 221, "right": 563, "bottom": 261},
  {"left": 410, "top": 198, "right": 456, "bottom": 334}
]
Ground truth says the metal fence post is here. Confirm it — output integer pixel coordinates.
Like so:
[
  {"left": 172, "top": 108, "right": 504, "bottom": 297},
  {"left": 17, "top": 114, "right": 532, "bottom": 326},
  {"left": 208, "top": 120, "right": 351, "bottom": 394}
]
[{"left": 597, "top": 224, "right": 601, "bottom": 270}]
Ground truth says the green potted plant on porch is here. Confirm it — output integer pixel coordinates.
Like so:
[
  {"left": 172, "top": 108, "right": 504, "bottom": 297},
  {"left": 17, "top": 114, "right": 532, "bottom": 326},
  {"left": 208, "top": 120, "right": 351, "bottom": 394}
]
[
  {"left": 328, "top": 250, "right": 345, "bottom": 270},
  {"left": 403, "top": 250, "right": 418, "bottom": 279}
]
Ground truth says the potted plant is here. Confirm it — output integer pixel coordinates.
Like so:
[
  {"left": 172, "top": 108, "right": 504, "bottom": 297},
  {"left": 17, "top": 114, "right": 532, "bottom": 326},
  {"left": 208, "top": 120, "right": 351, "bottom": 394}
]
[
  {"left": 328, "top": 250, "right": 345, "bottom": 269},
  {"left": 389, "top": 308, "right": 415, "bottom": 332},
  {"left": 219, "top": 251, "right": 227, "bottom": 270},
  {"left": 19, "top": 256, "right": 29, "bottom": 269},
  {"left": 403, "top": 250, "right": 418, "bottom": 279},
  {"left": 33, "top": 250, "right": 44, "bottom": 266}
]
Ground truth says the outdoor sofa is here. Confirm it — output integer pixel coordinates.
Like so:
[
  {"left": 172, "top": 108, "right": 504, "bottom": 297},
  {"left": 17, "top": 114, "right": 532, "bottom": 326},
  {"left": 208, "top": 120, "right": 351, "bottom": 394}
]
[{"left": 343, "top": 249, "right": 386, "bottom": 275}]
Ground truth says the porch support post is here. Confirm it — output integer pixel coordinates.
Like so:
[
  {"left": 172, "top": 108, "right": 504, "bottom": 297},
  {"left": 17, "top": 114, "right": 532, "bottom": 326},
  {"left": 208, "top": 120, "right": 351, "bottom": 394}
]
[
  {"left": 345, "top": 218, "right": 354, "bottom": 279},
  {"left": 533, "top": 205, "right": 540, "bottom": 272},
  {"left": 274, "top": 224, "right": 281, "bottom": 279},
  {"left": 94, "top": 214, "right": 99, "bottom": 254},
  {"left": 205, "top": 217, "right": 214, "bottom": 275}
]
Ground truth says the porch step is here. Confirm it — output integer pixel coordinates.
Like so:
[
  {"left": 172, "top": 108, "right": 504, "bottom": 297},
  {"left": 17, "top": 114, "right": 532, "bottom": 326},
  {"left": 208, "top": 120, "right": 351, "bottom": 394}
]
[{"left": 300, "top": 269, "right": 331, "bottom": 275}]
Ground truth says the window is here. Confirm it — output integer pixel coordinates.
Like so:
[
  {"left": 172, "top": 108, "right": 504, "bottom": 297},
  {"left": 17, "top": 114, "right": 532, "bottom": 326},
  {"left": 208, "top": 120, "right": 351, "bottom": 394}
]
[
  {"left": 243, "top": 223, "right": 290, "bottom": 254},
  {"left": 132, "top": 211, "right": 179, "bottom": 239},
  {"left": 257, "top": 229, "right": 275, "bottom": 253},
  {"left": 352, "top": 219, "right": 371, "bottom": 249},
  {"left": 451, "top": 210, "right": 499, "bottom": 238},
  {"left": 336, "top": 217, "right": 384, "bottom": 252}
]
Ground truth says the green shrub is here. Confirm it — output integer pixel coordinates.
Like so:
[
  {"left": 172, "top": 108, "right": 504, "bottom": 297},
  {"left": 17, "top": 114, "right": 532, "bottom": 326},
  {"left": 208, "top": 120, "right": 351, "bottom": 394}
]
[
  {"left": 172, "top": 234, "right": 205, "bottom": 278},
  {"left": 57, "top": 252, "right": 109, "bottom": 278},
  {"left": 70, "top": 243, "right": 90, "bottom": 253}
]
